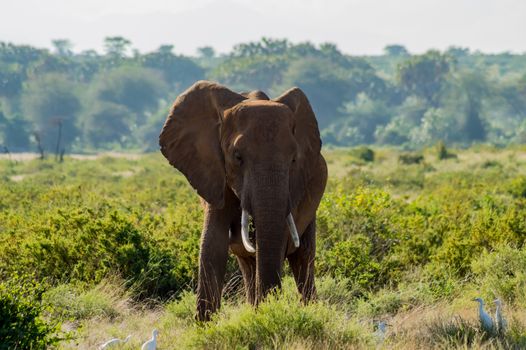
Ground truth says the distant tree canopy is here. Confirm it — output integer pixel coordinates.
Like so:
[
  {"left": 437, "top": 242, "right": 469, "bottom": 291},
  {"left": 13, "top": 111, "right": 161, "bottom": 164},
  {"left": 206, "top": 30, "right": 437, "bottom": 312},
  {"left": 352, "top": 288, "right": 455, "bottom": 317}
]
[
  {"left": 397, "top": 51, "right": 451, "bottom": 107},
  {"left": 1, "top": 37, "right": 526, "bottom": 152},
  {"left": 384, "top": 45, "right": 409, "bottom": 57},
  {"left": 21, "top": 74, "right": 81, "bottom": 150},
  {"left": 104, "top": 36, "right": 132, "bottom": 58}
]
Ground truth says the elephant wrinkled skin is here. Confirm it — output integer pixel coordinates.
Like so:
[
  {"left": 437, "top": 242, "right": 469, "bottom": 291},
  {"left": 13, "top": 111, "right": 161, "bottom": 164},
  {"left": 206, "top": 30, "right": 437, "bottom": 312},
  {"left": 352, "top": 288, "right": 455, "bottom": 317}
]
[{"left": 159, "top": 80, "right": 327, "bottom": 321}]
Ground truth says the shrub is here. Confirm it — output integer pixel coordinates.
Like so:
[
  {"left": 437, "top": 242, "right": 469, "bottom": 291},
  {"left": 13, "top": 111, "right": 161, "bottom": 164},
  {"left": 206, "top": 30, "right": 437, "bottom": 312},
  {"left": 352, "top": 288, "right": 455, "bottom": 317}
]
[
  {"left": 0, "top": 275, "right": 61, "bottom": 350},
  {"left": 471, "top": 245, "right": 526, "bottom": 305},
  {"left": 480, "top": 160, "right": 501, "bottom": 168},
  {"left": 318, "top": 237, "right": 381, "bottom": 294},
  {"left": 350, "top": 146, "right": 375, "bottom": 162},
  {"left": 435, "top": 140, "right": 456, "bottom": 160},
  {"left": 0, "top": 208, "right": 198, "bottom": 299},
  {"left": 398, "top": 152, "right": 424, "bottom": 164},
  {"left": 317, "top": 187, "right": 405, "bottom": 290},
  {"left": 507, "top": 175, "right": 526, "bottom": 198}
]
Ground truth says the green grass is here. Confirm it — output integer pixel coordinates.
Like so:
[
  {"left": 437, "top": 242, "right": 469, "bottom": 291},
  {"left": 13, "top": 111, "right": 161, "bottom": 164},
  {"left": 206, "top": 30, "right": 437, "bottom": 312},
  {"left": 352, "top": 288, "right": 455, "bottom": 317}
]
[{"left": 2, "top": 147, "right": 526, "bottom": 348}]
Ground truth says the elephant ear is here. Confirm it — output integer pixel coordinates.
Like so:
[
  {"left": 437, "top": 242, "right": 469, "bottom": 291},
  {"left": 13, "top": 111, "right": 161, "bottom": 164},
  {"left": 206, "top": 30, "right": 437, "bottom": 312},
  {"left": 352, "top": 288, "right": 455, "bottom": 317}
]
[
  {"left": 159, "top": 81, "right": 246, "bottom": 207},
  {"left": 273, "top": 88, "right": 322, "bottom": 208}
]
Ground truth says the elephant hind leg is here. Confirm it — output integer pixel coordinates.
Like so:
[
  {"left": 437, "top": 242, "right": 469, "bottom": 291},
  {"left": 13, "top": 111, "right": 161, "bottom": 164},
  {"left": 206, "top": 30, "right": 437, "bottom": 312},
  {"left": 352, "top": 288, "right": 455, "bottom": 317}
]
[
  {"left": 237, "top": 255, "right": 256, "bottom": 305},
  {"left": 287, "top": 220, "right": 316, "bottom": 302}
]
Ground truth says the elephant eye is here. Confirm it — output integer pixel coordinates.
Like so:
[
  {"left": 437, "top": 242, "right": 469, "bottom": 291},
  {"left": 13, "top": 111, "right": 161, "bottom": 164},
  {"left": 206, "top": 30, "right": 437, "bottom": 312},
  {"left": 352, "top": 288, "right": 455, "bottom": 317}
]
[{"left": 234, "top": 150, "right": 243, "bottom": 165}]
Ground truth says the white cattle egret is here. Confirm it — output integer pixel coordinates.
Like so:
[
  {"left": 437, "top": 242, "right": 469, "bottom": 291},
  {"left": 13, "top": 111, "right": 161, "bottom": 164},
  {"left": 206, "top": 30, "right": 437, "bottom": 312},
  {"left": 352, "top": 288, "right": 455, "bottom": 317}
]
[
  {"left": 141, "top": 329, "right": 159, "bottom": 350},
  {"left": 473, "top": 297, "right": 494, "bottom": 332},
  {"left": 494, "top": 298, "right": 507, "bottom": 333},
  {"left": 99, "top": 335, "right": 131, "bottom": 349}
]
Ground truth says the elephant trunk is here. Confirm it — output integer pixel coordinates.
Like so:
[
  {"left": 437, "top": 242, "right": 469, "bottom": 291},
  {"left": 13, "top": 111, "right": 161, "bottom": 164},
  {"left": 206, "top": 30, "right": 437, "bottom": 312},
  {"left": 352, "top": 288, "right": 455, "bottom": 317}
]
[
  {"left": 254, "top": 207, "right": 287, "bottom": 303},
  {"left": 248, "top": 169, "right": 292, "bottom": 303}
]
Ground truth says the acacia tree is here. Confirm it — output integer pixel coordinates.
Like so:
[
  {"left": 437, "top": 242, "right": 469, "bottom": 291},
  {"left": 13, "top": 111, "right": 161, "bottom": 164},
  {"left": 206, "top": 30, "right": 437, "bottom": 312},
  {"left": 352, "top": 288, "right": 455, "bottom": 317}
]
[
  {"left": 197, "top": 46, "right": 215, "bottom": 59},
  {"left": 104, "top": 36, "right": 131, "bottom": 57},
  {"left": 51, "top": 39, "right": 73, "bottom": 57}
]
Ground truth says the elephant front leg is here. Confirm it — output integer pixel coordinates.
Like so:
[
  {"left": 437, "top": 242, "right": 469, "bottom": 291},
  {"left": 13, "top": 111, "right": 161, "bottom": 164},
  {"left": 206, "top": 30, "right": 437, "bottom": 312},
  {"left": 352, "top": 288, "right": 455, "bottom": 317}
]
[
  {"left": 287, "top": 220, "right": 316, "bottom": 302},
  {"left": 236, "top": 256, "right": 256, "bottom": 304},
  {"left": 196, "top": 206, "right": 231, "bottom": 321}
]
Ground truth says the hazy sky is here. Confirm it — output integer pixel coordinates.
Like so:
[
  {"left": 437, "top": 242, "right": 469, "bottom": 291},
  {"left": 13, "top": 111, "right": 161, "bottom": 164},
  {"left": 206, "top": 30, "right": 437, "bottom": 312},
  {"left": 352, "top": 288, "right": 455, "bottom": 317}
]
[{"left": 1, "top": 0, "right": 524, "bottom": 55}]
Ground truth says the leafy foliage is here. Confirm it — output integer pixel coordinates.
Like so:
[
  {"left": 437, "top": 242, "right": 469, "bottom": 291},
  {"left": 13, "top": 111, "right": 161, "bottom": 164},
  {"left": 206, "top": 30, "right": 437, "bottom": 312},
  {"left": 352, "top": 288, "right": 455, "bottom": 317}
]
[
  {"left": 3, "top": 148, "right": 526, "bottom": 347},
  {"left": 2, "top": 37, "right": 526, "bottom": 151},
  {"left": 0, "top": 275, "right": 61, "bottom": 350}
]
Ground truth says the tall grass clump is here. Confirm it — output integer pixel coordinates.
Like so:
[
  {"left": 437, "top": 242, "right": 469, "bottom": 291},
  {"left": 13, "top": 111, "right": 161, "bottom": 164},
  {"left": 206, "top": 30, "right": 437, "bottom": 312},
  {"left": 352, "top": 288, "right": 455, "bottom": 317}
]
[
  {"left": 415, "top": 316, "right": 526, "bottom": 349},
  {"left": 43, "top": 277, "right": 131, "bottom": 321},
  {"left": 177, "top": 278, "right": 370, "bottom": 349}
]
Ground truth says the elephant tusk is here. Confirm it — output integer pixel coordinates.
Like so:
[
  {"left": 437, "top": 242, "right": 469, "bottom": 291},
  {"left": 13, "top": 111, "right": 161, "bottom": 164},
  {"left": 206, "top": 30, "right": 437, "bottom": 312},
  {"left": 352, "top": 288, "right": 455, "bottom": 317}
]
[
  {"left": 241, "top": 209, "right": 256, "bottom": 253},
  {"left": 287, "top": 213, "right": 300, "bottom": 248}
]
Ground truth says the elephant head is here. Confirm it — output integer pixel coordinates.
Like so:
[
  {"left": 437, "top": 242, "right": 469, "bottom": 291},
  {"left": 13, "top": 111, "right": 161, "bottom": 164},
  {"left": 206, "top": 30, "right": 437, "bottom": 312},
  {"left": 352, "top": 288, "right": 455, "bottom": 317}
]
[{"left": 159, "top": 80, "right": 321, "bottom": 302}]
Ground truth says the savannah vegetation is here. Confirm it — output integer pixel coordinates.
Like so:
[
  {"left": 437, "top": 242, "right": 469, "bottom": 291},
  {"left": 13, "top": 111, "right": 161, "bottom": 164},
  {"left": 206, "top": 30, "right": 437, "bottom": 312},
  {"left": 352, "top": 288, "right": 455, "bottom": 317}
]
[
  {"left": 2, "top": 36, "right": 526, "bottom": 349},
  {"left": 1, "top": 38, "right": 526, "bottom": 154},
  {"left": 2, "top": 145, "right": 526, "bottom": 349}
]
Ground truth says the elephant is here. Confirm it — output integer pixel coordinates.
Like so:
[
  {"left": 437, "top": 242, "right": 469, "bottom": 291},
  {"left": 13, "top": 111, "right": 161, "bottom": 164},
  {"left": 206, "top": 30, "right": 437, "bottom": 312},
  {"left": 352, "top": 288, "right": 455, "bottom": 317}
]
[{"left": 159, "top": 80, "right": 327, "bottom": 321}]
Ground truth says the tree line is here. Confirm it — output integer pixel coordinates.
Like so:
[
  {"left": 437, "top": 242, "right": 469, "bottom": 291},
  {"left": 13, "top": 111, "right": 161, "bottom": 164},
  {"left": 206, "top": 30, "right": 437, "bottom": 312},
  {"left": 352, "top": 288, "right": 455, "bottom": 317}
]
[{"left": 1, "top": 37, "right": 525, "bottom": 154}]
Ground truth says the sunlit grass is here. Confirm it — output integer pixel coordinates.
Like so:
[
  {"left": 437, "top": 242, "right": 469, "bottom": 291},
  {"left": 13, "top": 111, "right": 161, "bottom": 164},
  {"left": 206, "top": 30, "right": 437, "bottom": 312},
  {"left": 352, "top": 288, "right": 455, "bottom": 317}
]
[{"left": 4, "top": 147, "right": 526, "bottom": 348}]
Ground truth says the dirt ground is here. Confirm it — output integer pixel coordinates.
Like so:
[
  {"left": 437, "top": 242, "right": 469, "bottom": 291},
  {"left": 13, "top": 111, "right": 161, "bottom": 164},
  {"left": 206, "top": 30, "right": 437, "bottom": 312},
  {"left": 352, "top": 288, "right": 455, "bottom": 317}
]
[{"left": 0, "top": 152, "right": 143, "bottom": 161}]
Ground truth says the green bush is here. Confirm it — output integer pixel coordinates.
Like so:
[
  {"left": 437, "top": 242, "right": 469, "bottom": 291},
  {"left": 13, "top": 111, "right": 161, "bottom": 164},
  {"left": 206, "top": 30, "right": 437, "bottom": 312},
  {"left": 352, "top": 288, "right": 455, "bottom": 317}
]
[
  {"left": 317, "top": 187, "right": 405, "bottom": 293},
  {"left": 318, "top": 237, "right": 381, "bottom": 294},
  {"left": 0, "top": 209, "right": 195, "bottom": 299},
  {"left": 350, "top": 146, "right": 375, "bottom": 162},
  {"left": 398, "top": 152, "right": 424, "bottom": 164},
  {"left": 0, "top": 275, "right": 61, "bottom": 350},
  {"left": 480, "top": 160, "right": 501, "bottom": 168},
  {"left": 435, "top": 140, "right": 456, "bottom": 160},
  {"left": 471, "top": 245, "right": 526, "bottom": 305},
  {"left": 0, "top": 191, "right": 201, "bottom": 300},
  {"left": 507, "top": 175, "right": 526, "bottom": 198}
]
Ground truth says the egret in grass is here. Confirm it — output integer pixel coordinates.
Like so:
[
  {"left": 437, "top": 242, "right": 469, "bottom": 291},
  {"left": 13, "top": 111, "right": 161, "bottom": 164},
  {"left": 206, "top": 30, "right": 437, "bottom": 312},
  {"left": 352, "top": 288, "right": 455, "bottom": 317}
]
[
  {"left": 473, "top": 297, "right": 494, "bottom": 332},
  {"left": 141, "top": 329, "right": 159, "bottom": 350},
  {"left": 494, "top": 298, "right": 507, "bottom": 333},
  {"left": 99, "top": 335, "right": 131, "bottom": 349}
]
